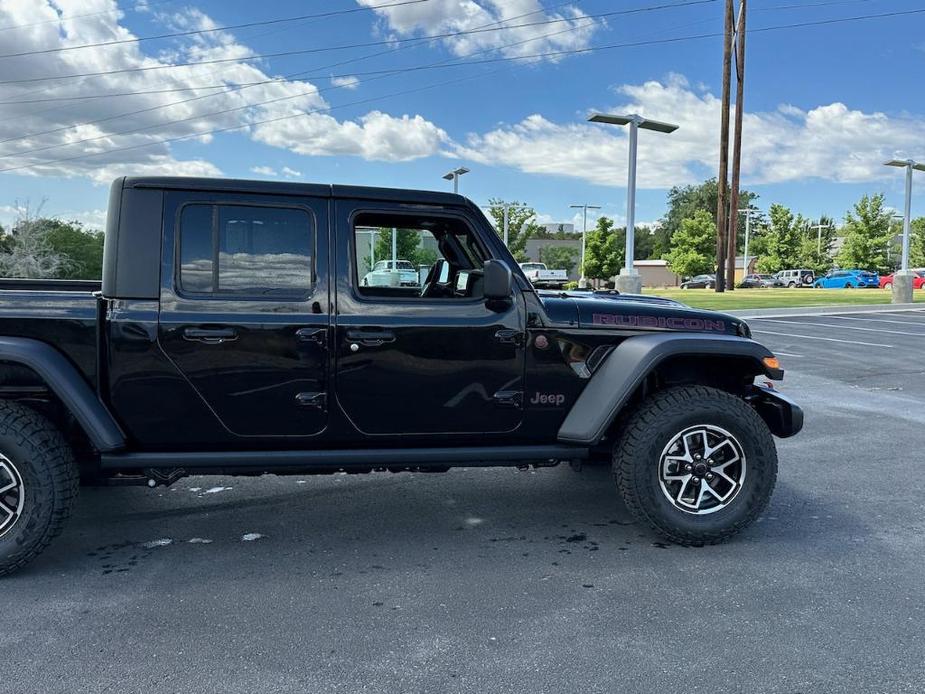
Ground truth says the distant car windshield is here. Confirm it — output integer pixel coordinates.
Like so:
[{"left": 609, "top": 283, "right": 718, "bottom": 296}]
[{"left": 521, "top": 263, "right": 545, "bottom": 271}]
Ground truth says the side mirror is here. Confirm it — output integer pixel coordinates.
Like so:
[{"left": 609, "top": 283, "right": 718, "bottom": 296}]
[{"left": 483, "top": 259, "right": 513, "bottom": 300}]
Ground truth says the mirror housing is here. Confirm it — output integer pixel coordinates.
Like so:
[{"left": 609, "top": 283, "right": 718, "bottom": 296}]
[{"left": 483, "top": 259, "right": 513, "bottom": 300}]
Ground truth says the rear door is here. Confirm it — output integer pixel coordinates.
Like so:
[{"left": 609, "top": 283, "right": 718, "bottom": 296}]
[{"left": 157, "top": 190, "right": 330, "bottom": 439}]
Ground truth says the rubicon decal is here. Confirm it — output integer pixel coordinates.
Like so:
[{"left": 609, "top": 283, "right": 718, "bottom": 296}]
[{"left": 592, "top": 313, "right": 727, "bottom": 332}]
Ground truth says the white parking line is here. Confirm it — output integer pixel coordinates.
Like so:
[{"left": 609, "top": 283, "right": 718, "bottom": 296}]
[
  {"left": 770, "top": 350, "right": 804, "bottom": 358},
  {"left": 826, "top": 315, "right": 925, "bottom": 327},
  {"left": 752, "top": 318, "right": 925, "bottom": 337},
  {"left": 750, "top": 329, "right": 893, "bottom": 348}
]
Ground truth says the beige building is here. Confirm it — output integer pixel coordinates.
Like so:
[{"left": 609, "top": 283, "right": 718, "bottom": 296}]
[{"left": 634, "top": 260, "right": 681, "bottom": 288}]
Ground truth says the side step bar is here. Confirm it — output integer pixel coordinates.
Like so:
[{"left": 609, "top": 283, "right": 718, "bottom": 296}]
[{"left": 100, "top": 445, "right": 590, "bottom": 470}]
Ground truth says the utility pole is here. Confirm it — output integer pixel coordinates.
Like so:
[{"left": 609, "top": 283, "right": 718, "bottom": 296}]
[
  {"left": 442, "top": 167, "right": 470, "bottom": 194},
  {"left": 725, "top": 0, "right": 747, "bottom": 291},
  {"left": 488, "top": 202, "right": 531, "bottom": 248},
  {"left": 570, "top": 203, "right": 601, "bottom": 287},
  {"left": 715, "top": 0, "right": 735, "bottom": 292}
]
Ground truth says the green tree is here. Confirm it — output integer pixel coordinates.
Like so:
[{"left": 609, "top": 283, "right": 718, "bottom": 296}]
[
  {"left": 655, "top": 178, "right": 760, "bottom": 257},
  {"left": 910, "top": 217, "right": 925, "bottom": 268},
  {"left": 583, "top": 216, "right": 622, "bottom": 280},
  {"left": 538, "top": 245, "right": 579, "bottom": 275},
  {"left": 371, "top": 227, "right": 436, "bottom": 268},
  {"left": 836, "top": 193, "right": 893, "bottom": 272},
  {"left": 43, "top": 219, "right": 104, "bottom": 280},
  {"left": 755, "top": 203, "right": 802, "bottom": 273},
  {"left": 663, "top": 209, "right": 716, "bottom": 278},
  {"left": 0, "top": 206, "right": 72, "bottom": 279},
  {"left": 486, "top": 199, "right": 536, "bottom": 261}
]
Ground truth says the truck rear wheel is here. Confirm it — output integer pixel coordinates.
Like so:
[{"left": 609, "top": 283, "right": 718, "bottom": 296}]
[
  {"left": 0, "top": 401, "right": 78, "bottom": 577},
  {"left": 613, "top": 385, "right": 777, "bottom": 545}
]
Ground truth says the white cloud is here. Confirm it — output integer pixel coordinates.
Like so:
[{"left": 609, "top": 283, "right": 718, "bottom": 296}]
[
  {"left": 455, "top": 75, "right": 925, "bottom": 188},
  {"left": 0, "top": 1, "right": 447, "bottom": 182},
  {"left": 331, "top": 75, "right": 360, "bottom": 90},
  {"left": 356, "top": 0, "right": 599, "bottom": 61},
  {"left": 250, "top": 166, "right": 277, "bottom": 176},
  {"left": 252, "top": 111, "right": 449, "bottom": 162},
  {"left": 281, "top": 166, "right": 302, "bottom": 178}
]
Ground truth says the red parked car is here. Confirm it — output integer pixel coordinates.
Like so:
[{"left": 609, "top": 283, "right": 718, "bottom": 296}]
[{"left": 879, "top": 270, "right": 925, "bottom": 290}]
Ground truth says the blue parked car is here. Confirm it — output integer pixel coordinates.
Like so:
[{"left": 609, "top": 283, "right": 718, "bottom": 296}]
[{"left": 813, "top": 269, "right": 879, "bottom": 289}]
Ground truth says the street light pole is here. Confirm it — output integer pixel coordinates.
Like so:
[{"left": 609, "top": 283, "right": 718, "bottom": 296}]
[
  {"left": 885, "top": 158, "right": 925, "bottom": 303},
  {"left": 810, "top": 223, "right": 832, "bottom": 254},
  {"left": 570, "top": 203, "right": 601, "bottom": 288},
  {"left": 588, "top": 113, "right": 679, "bottom": 294},
  {"left": 442, "top": 166, "right": 470, "bottom": 194}
]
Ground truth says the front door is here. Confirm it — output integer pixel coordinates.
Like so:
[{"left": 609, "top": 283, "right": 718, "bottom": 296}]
[
  {"left": 158, "top": 191, "right": 330, "bottom": 438},
  {"left": 333, "top": 200, "right": 526, "bottom": 437}
]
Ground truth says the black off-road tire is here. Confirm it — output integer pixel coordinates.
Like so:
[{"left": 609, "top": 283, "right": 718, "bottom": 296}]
[
  {"left": 0, "top": 401, "right": 79, "bottom": 577},
  {"left": 613, "top": 385, "right": 777, "bottom": 546}
]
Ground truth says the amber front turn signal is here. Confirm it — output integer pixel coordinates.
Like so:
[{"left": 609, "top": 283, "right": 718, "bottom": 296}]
[{"left": 763, "top": 356, "right": 781, "bottom": 371}]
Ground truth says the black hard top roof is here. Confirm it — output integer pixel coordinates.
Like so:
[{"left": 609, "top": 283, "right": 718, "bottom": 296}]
[{"left": 120, "top": 176, "right": 468, "bottom": 206}]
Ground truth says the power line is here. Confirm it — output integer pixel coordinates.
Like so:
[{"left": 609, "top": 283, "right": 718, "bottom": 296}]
[
  {"left": 3, "top": 5, "right": 922, "bottom": 173},
  {"left": 0, "top": 0, "right": 183, "bottom": 33},
  {"left": 0, "top": 0, "right": 595, "bottom": 149},
  {"left": 0, "top": 70, "right": 500, "bottom": 175},
  {"left": 0, "top": 0, "right": 429, "bottom": 59},
  {"left": 0, "top": 7, "right": 599, "bottom": 160},
  {"left": 0, "top": 0, "right": 588, "bottom": 105},
  {"left": 0, "top": 0, "right": 714, "bottom": 87}
]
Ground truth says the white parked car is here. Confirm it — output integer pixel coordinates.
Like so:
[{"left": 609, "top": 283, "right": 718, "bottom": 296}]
[
  {"left": 362, "top": 260, "right": 420, "bottom": 287},
  {"left": 519, "top": 261, "right": 568, "bottom": 289}
]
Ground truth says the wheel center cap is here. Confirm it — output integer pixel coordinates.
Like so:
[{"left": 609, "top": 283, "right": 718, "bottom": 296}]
[{"left": 693, "top": 462, "right": 708, "bottom": 476}]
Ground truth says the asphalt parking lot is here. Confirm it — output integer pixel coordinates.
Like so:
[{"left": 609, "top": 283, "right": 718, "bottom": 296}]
[{"left": 5, "top": 307, "right": 925, "bottom": 694}]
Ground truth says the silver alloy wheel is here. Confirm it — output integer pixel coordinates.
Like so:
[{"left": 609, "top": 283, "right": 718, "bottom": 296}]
[
  {"left": 658, "top": 424, "right": 746, "bottom": 515},
  {"left": 0, "top": 454, "right": 25, "bottom": 538}
]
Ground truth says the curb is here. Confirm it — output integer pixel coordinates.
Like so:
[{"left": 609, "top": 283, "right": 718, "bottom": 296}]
[{"left": 728, "top": 303, "right": 923, "bottom": 319}]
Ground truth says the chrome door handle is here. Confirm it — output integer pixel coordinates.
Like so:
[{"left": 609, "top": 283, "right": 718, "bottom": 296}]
[{"left": 345, "top": 329, "right": 396, "bottom": 347}]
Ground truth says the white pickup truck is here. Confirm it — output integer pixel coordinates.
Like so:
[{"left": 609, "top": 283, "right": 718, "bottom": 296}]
[{"left": 519, "top": 262, "right": 569, "bottom": 289}]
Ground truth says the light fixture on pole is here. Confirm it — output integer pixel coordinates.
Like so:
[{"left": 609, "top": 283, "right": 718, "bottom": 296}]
[
  {"left": 737, "top": 208, "right": 752, "bottom": 276},
  {"left": 489, "top": 202, "right": 531, "bottom": 248},
  {"left": 589, "top": 113, "right": 678, "bottom": 294},
  {"left": 442, "top": 166, "right": 470, "bottom": 194},
  {"left": 570, "top": 203, "right": 601, "bottom": 288},
  {"left": 885, "top": 158, "right": 925, "bottom": 303}
]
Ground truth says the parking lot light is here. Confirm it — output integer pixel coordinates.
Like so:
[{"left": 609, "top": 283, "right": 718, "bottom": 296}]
[
  {"left": 589, "top": 113, "right": 679, "bottom": 294},
  {"left": 442, "top": 166, "right": 470, "bottom": 194},
  {"left": 884, "top": 159, "right": 925, "bottom": 303}
]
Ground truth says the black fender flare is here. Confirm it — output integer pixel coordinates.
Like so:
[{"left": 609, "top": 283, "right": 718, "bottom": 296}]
[
  {"left": 557, "top": 333, "right": 781, "bottom": 446},
  {"left": 0, "top": 337, "right": 125, "bottom": 452}
]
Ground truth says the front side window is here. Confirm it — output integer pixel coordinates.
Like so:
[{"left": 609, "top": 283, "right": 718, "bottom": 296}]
[
  {"left": 353, "top": 212, "right": 487, "bottom": 300},
  {"left": 179, "top": 204, "right": 313, "bottom": 298}
]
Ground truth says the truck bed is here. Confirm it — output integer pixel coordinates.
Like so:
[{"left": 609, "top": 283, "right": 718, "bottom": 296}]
[{"left": 0, "top": 281, "right": 100, "bottom": 386}]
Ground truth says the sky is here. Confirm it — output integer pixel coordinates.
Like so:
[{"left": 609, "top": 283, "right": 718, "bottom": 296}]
[{"left": 0, "top": 0, "right": 923, "bottom": 232}]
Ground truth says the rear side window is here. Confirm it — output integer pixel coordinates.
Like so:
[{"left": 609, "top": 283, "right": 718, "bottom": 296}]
[{"left": 178, "top": 204, "right": 313, "bottom": 298}]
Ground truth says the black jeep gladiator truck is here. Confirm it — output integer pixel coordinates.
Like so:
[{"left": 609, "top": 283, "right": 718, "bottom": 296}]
[{"left": 0, "top": 176, "right": 802, "bottom": 576}]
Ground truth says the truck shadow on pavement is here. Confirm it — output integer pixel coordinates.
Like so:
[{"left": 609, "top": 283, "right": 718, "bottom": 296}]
[{"left": 31, "top": 463, "right": 871, "bottom": 579}]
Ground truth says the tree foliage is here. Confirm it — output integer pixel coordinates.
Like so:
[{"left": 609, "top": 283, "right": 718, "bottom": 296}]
[
  {"left": 583, "top": 216, "right": 622, "bottom": 280},
  {"left": 655, "top": 178, "right": 760, "bottom": 258},
  {"left": 836, "top": 193, "right": 893, "bottom": 272},
  {"left": 370, "top": 227, "right": 436, "bottom": 268},
  {"left": 754, "top": 204, "right": 804, "bottom": 273},
  {"left": 0, "top": 205, "right": 71, "bottom": 279},
  {"left": 538, "top": 245, "right": 579, "bottom": 275},
  {"left": 663, "top": 209, "right": 716, "bottom": 278},
  {"left": 910, "top": 217, "right": 925, "bottom": 268},
  {"left": 486, "top": 199, "right": 536, "bottom": 262}
]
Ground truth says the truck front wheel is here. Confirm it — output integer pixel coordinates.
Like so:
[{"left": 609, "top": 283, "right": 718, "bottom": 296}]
[
  {"left": 0, "top": 401, "right": 78, "bottom": 577},
  {"left": 613, "top": 385, "right": 777, "bottom": 545}
]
